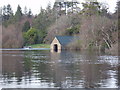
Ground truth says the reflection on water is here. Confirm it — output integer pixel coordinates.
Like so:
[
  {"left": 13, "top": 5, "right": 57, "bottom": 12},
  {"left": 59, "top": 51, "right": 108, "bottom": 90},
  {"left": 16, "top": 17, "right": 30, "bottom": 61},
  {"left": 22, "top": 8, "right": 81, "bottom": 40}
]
[{"left": 0, "top": 50, "right": 119, "bottom": 88}]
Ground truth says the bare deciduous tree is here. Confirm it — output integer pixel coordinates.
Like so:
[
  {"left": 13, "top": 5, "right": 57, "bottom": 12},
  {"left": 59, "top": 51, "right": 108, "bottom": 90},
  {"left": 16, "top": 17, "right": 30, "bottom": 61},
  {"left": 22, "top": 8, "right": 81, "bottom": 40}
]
[{"left": 79, "top": 15, "right": 117, "bottom": 51}]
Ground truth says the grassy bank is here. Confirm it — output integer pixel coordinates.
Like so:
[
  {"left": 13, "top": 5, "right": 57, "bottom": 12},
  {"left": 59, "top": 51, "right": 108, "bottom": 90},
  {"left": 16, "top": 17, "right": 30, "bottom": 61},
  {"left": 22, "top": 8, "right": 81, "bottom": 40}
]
[{"left": 27, "top": 44, "right": 50, "bottom": 48}]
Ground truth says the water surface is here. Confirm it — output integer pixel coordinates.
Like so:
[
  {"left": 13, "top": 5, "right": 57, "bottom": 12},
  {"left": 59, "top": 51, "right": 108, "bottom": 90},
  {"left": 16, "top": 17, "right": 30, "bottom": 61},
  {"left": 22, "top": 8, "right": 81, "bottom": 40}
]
[{"left": 0, "top": 50, "right": 119, "bottom": 88}]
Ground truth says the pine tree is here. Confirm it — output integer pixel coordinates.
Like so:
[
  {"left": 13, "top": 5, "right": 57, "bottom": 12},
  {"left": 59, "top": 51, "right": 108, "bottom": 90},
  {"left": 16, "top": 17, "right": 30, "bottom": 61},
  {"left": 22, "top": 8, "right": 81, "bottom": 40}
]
[
  {"left": 6, "top": 4, "right": 13, "bottom": 18},
  {"left": 28, "top": 9, "right": 32, "bottom": 18},
  {"left": 2, "top": 4, "right": 13, "bottom": 21},
  {"left": 2, "top": 6, "right": 7, "bottom": 21},
  {"left": 15, "top": 5, "right": 22, "bottom": 21}
]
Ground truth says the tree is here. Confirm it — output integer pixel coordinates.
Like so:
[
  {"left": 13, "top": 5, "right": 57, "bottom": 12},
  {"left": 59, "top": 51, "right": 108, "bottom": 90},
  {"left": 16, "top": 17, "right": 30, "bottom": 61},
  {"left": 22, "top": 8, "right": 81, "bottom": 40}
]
[
  {"left": 24, "top": 6, "right": 28, "bottom": 16},
  {"left": 2, "top": 4, "right": 13, "bottom": 21},
  {"left": 66, "top": 0, "right": 80, "bottom": 14},
  {"left": 116, "top": 1, "right": 120, "bottom": 49},
  {"left": 33, "top": 8, "right": 47, "bottom": 30},
  {"left": 79, "top": 15, "right": 117, "bottom": 51},
  {"left": 81, "top": 1, "right": 101, "bottom": 16},
  {"left": 2, "top": 24, "right": 24, "bottom": 48},
  {"left": 66, "top": 25, "right": 79, "bottom": 35},
  {"left": 45, "top": 15, "right": 72, "bottom": 43},
  {"left": 22, "top": 21, "right": 31, "bottom": 32},
  {"left": 28, "top": 9, "right": 32, "bottom": 18},
  {"left": 46, "top": 2, "right": 52, "bottom": 13},
  {"left": 15, "top": 5, "right": 22, "bottom": 21},
  {"left": 99, "top": 2, "right": 109, "bottom": 16},
  {"left": 53, "top": 0, "right": 80, "bottom": 15},
  {"left": 0, "top": 7, "right": 2, "bottom": 23},
  {"left": 115, "top": 0, "right": 120, "bottom": 16},
  {"left": 2, "top": 5, "right": 7, "bottom": 21},
  {"left": 6, "top": 4, "right": 13, "bottom": 17},
  {"left": 33, "top": 5, "right": 57, "bottom": 43},
  {"left": 23, "top": 28, "right": 38, "bottom": 45}
]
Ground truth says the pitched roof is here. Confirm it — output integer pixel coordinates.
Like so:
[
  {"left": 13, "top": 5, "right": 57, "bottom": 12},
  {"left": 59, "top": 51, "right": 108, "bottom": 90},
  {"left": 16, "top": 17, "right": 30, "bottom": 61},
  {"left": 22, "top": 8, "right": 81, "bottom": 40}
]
[{"left": 56, "top": 36, "right": 79, "bottom": 46}]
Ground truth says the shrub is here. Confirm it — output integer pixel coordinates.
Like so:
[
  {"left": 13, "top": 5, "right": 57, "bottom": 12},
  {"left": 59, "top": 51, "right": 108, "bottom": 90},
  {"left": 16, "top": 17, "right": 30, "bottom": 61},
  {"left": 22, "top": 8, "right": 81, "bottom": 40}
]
[{"left": 23, "top": 28, "right": 38, "bottom": 45}]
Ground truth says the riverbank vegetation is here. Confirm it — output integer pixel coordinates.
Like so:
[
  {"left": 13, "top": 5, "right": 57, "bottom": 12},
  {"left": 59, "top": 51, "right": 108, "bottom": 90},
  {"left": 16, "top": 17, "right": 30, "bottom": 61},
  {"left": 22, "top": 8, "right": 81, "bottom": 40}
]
[
  {"left": 1, "top": 0, "right": 119, "bottom": 53},
  {"left": 27, "top": 44, "right": 50, "bottom": 48}
]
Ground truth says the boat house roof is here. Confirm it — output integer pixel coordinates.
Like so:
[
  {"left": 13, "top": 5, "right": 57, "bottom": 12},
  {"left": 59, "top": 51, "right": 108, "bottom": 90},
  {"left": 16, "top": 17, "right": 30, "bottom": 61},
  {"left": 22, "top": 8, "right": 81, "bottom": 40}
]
[{"left": 55, "top": 36, "right": 79, "bottom": 46}]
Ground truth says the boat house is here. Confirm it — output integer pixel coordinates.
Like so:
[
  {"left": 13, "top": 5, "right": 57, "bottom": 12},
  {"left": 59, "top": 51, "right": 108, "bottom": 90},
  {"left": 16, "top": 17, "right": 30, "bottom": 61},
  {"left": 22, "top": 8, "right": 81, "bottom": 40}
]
[{"left": 51, "top": 36, "right": 79, "bottom": 52}]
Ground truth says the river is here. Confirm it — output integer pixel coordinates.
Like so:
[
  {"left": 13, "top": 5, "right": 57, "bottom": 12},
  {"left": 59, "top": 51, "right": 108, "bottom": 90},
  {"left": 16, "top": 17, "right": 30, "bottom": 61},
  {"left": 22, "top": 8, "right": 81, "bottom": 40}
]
[{"left": 0, "top": 49, "right": 119, "bottom": 89}]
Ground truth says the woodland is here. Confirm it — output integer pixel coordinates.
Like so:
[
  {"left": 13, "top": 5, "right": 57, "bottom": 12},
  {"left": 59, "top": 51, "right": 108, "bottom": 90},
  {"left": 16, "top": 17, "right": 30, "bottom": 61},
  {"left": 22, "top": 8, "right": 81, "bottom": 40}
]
[{"left": 0, "top": 0, "right": 119, "bottom": 53}]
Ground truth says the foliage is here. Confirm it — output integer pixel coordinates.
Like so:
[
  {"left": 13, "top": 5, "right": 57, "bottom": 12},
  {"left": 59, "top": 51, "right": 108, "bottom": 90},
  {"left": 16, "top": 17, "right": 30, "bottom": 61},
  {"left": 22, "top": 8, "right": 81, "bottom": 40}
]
[
  {"left": 33, "top": 7, "right": 55, "bottom": 30},
  {"left": 81, "top": 1, "right": 101, "bottom": 16},
  {"left": 22, "top": 21, "right": 31, "bottom": 32},
  {"left": 14, "top": 5, "right": 23, "bottom": 21},
  {"left": 28, "top": 9, "right": 32, "bottom": 18},
  {"left": 2, "top": 4, "right": 13, "bottom": 21},
  {"left": 37, "top": 30, "right": 46, "bottom": 43},
  {"left": 23, "top": 28, "right": 38, "bottom": 45},
  {"left": 33, "top": 9, "right": 47, "bottom": 30},
  {"left": 45, "top": 14, "right": 81, "bottom": 43},
  {"left": 2, "top": 2, "right": 118, "bottom": 53},
  {"left": 45, "top": 15, "right": 71, "bottom": 43},
  {"left": 66, "top": 25, "right": 80, "bottom": 35},
  {"left": 33, "top": 6, "right": 56, "bottom": 43},
  {"left": 2, "top": 4, "right": 14, "bottom": 27},
  {"left": 53, "top": 0, "right": 80, "bottom": 15}
]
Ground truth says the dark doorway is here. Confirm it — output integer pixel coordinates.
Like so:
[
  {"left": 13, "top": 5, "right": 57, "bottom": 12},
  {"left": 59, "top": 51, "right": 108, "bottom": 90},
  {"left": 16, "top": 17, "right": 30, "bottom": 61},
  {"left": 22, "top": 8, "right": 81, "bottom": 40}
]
[{"left": 54, "top": 44, "right": 58, "bottom": 52}]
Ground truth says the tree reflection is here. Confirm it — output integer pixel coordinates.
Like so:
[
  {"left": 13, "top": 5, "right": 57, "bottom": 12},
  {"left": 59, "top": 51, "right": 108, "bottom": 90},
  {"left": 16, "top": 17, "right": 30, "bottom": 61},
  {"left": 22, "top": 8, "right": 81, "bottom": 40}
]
[
  {"left": 1, "top": 50, "right": 118, "bottom": 88},
  {"left": 118, "top": 65, "right": 120, "bottom": 88},
  {"left": 0, "top": 50, "right": 2, "bottom": 75},
  {"left": 50, "top": 50, "right": 118, "bottom": 88},
  {"left": 2, "top": 50, "right": 24, "bottom": 83}
]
